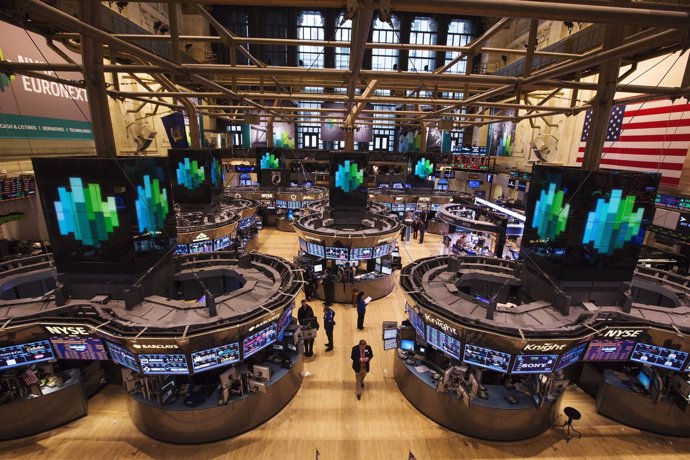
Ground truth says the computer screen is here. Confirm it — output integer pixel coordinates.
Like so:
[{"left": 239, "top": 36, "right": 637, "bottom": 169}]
[
  {"left": 175, "top": 244, "right": 189, "bottom": 255},
  {"left": 401, "top": 339, "right": 415, "bottom": 351},
  {"left": 637, "top": 369, "right": 652, "bottom": 390},
  {"left": 426, "top": 325, "right": 461, "bottom": 361},
  {"left": 50, "top": 336, "right": 108, "bottom": 360},
  {"left": 278, "top": 305, "right": 294, "bottom": 337},
  {"left": 517, "top": 180, "right": 527, "bottom": 192},
  {"left": 408, "top": 307, "right": 426, "bottom": 340},
  {"left": 214, "top": 236, "right": 231, "bottom": 251},
  {"left": 468, "top": 180, "right": 481, "bottom": 189},
  {"left": 0, "top": 340, "right": 55, "bottom": 370},
  {"left": 313, "top": 264, "right": 323, "bottom": 273},
  {"left": 630, "top": 343, "right": 689, "bottom": 371},
  {"left": 189, "top": 240, "right": 213, "bottom": 254},
  {"left": 298, "top": 238, "right": 308, "bottom": 252},
  {"left": 583, "top": 339, "right": 637, "bottom": 361},
  {"left": 242, "top": 323, "right": 278, "bottom": 359},
  {"left": 511, "top": 354, "right": 558, "bottom": 374},
  {"left": 306, "top": 243, "right": 325, "bottom": 258},
  {"left": 373, "top": 243, "right": 391, "bottom": 258},
  {"left": 383, "top": 328, "right": 397, "bottom": 340},
  {"left": 276, "top": 199, "right": 287, "bottom": 208},
  {"left": 555, "top": 342, "right": 588, "bottom": 371},
  {"left": 463, "top": 344, "right": 511, "bottom": 373},
  {"left": 383, "top": 338, "right": 398, "bottom": 350},
  {"left": 325, "top": 246, "right": 349, "bottom": 260},
  {"left": 381, "top": 266, "right": 393, "bottom": 275},
  {"left": 139, "top": 354, "right": 189, "bottom": 375},
  {"left": 191, "top": 343, "right": 241, "bottom": 373},
  {"left": 350, "top": 247, "right": 373, "bottom": 260},
  {"left": 106, "top": 341, "right": 139, "bottom": 372}
]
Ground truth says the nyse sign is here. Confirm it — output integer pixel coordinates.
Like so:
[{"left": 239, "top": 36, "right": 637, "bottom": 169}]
[
  {"left": 599, "top": 329, "right": 645, "bottom": 339},
  {"left": 44, "top": 325, "right": 91, "bottom": 336}
]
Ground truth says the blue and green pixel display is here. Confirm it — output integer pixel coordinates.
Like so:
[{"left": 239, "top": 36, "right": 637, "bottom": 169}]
[
  {"left": 260, "top": 152, "right": 280, "bottom": 170},
  {"left": 414, "top": 157, "right": 434, "bottom": 179},
  {"left": 532, "top": 183, "right": 570, "bottom": 241},
  {"left": 176, "top": 157, "right": 205, "bottom": 190},
  {"left": 582, "top": 189, "right": 644, "bottom": 254},
  {"left": 135, "top": 175, "right": 169, "bottom": 234},
  {"left": 211, "top": 157, "right": 222, "bottom": 187},
  {"left": 334, "top": 160, "right": 364, "bottom": 192},
  {"left": 54, "top": 178, "right": 119, "bottom": 246}
]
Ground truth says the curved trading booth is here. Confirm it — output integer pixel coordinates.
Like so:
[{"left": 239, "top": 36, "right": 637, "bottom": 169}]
[
  {"left": 175, "top": 198, "right": 260, "bottom": 255},
  {"left": 368, "top": 189, "right": 459, "bottom": 234},
  {"left": 225, "top": 186, "right": 328, "bottom": 232},
  {"left": 293, "top": 210, "right": 402, "bottom": 303},
  {"left": 0, "top": 251, "right": 304, "bottom": 443},
  {"left": 395, "top": 250, "right": 690, "bottom": 440}
]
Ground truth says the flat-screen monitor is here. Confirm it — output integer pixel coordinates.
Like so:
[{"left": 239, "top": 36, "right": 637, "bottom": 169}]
[
  {"left": 393, "top": 183, "right": 404, "bottom": 190},
  {"left": 313, "top": 264, "right": 323, "bottom": 274},
  {"left": 511, "top": 354, "right": 558, "bottom": 374},
  {"left": 0, "top": 340, "right": 55, "bottom": 370},
  {"left": 175, "top": 244, "right": 189, "bottom": 255},
  {"left": 638, "top": 369, "right": 652, "bottom": 390},
  {"left": 191, "top": 343, "right": 241, "bottom": 373},
  {"left": 189, "top": 240, "right": 213, "bottom": 253},
  {"left": 276, "top": 199, "right": 287, "bottom": 208},
  {"left": 139, "top": 354, "right": 189, "bottom": 374},
  {"left": 583, "top": 339, "right": 636, "bottom": 362},
  {"left": 408, "top": 307, "right": 426, "bottom": 340},
  {"left": 242, "top": 323, "right": 277, "bottom": 359},
  {"left": 630, "top": 343, "right": 689, "bottom": 371},
  {"left": 306, "top": 243, "right": 325, "bottom": 258},
  {"left": 507, "top": 178, "right": 516, "bottom": 189},
  {"left": 468, "top": 180, "right": 482, "bottom": 189},
  {"left": 555, "top": 342, "right": 588, "bottom": 371},
  {"left": 373, "top": 243, "right": 391, "bottom": 258},
  {"left": 106, "top": 341, "right": 139, "bottom": 372},
  {"left": 214, "top": 235, "right": 231, "bottom": 251},
  {"left": 381, "top": 266, "right": 393, "bottom": 275},
  {"left": 463, "top": 344, "right": 511, "bottom": 373},
  {"left": 50, "top": 336, "right": 108, "bottom": 360},
  {"left": 383, "top": 328, "right": 397, "bottom": 340},
  {"left": 384, "top": 338, "right": 397, "bottom": 350},
  {"left": 325, "top": 246, "right": 349, "bottom": 260},
  {"left": 426, "top": 325, "right": 461, "bottom": 361},
  {"left": 278, "top": 305, "right": 294, "bottom": 337},
  {"left": 350, "top": 247, "right": 373, "bottom": 260},
  {"left": 517, "top": 180, "right": 527, "bottom": 192},
  {"left": 401, "top": 339, "right": 415, "bottom": 351},
  {"left": 287, "top": 201, "right": 302, "bottom": 209},
  {"left": 298, "top": 238, "right": 308, "bottom": 252}
]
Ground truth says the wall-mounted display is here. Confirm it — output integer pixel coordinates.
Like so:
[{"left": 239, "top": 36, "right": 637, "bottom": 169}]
[
  {"left": 330, "top": 153, "right": 368, "bottom": 211},
  {"left": 511, "top": 354, "right": 558, "bottom": 374},
  {"left": 463, "top": 344, "right": 511, "bottom": 373},
  {"left": 426, "top": 325, "right": 461, "bottom": 361},
  {"left": 50, "top": 336, "right": 108, "bottom": 361},
  {"left": 0, "top": 341, "right": 55, "bottom": 370},
  {"left": 242, "top": 323, "right": 277, "bottom": 359},
  {"left": 325, "top": 246, "right": 349, "bottom": 260},
  {"left": 408, "top": 307, "right": 425, "bottom": 340},
  {"left": 630, "top": 343, "right": 689, "bottom": 371},
  {"left": 168, "top": 149, "right": 223, "bottom": 205},
  {"left": 555, "top": 342, "right": 588, "bottom": 371},
  {"left": 583, "top": 339, "right": 637, "bottom": 361},
  {"left": 191, "top": 343, "right": 241, "bottom": 373},
  {"left": 306, "top": 243, "right": 325, "bottom": 259},
  {"left": 139, "top": 354, "right": 190, "bottom": 375},
  {"left": 106, "top": 341, "right": 140, "bottom": 372},
  {"left": 350, "top": 247, "right": 374, "bottom": 260}
]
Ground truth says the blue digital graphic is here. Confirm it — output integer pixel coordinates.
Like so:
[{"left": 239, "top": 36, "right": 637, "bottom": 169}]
[
  {"left": 176, "top": 157, "right": 205, "bottom": 190},
  {"left": 135, "top": 174, "right": 169, "bottom": 233},
  {"left": 334, "top": 160, "right": 364, "bottom": 193},
  {"left": 582, "top": 189, "right": 645, "bottom": 254}
]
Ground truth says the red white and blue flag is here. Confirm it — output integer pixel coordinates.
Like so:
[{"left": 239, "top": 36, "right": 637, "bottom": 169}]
[{"left": 577, "top": 98, "right": 690, "bottom": 187}]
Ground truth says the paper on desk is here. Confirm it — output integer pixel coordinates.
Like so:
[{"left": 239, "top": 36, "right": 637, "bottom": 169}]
[{"left": 414, "top": 365, "right": 430, "bottom": 373}]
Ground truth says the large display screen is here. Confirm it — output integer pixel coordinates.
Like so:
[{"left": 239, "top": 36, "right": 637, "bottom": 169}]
[
  {"left": 139, "top": 354, "right": 189, "bottom": 375},
  {"left": 408, "top": 306, "right": 425, "bottom": 340},
  {"left": 555, "top": 342, "right": 588, "bottom": 371},
  {"left": 463, "top": 344, "right": 511, "bottom": 373},
  {"left": 350, "top": 247, "right": 373, "bottom": 260},
  {"left": 521, "top": 165, "right": 660, "bottom": 282},
  {"left": 242, "top": 323, "right": 277, "bottom": 359},
  {"left": 583, "top": 339, "right": 636, "bottom": 361},
  {"left": 325, "top": 246, "right": 349, "bottom": 260},
  {"left": 256, "top": 150, "right": 283, "bottom": 171},
  {"left": 168, "top": 149, "right": 223, "bottom": 205},
  {"left": 214, "top": 236, "right": 231, "bottom": 251},
  {"left": 306, "top": 242, "right": 325, "bottom": 258},
  {"left": 298, "top": 238, "right": 308, "bottom": 252},
  {"left": 374, "top": 243, "right": 391, "bottom": 258},
  {"left": 32, "top": 158, "right": 176, "bottom": 275},
  {"left": 189, "top": 240, "right": 213, "bottom": 253},
  {"left": 426, "top": 325, "right": 461, "bottom": 361},
  {"left": 511, "top": 354, "right": 558, "bottom": 374},
  {"left": 106, "top": 341, "right": 139, "bottom": 372},
  {"left": 411, "top": 155, "right": 436, "bottom": 182},
  {"left": 630, "top": 343, "right": 689, "bottom": 371},
  {"left": 330, "top": 152, "right": 368, "bottom": 212},
  {"left": 0, "top": 176, "right": 35, "bottom": 202},
  {"left": 50, "top": 336, "right": 108, "bottom": 360},
  {"left": 191, "top": 343, "right": 241, "bottom": 373},
  {"left": 278, "top": 304, "right": 294, "bottom": 337},
  {"left": 0, "top": 341, "right": 55, "bottom": 370}
]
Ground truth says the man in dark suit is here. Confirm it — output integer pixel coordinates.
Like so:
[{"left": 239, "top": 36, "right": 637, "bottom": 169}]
[{"left": 350, "top": 339, "right": 374, "bottom": 400}]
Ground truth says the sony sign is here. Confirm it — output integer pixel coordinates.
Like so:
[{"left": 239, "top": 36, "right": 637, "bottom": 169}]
[
  {"left": 423, "top": 313, "right": 458, "bottom": 337},
  {"left": 522, "top": 342, "right": 568, "bottom": 353},
  {"left": 600, "top": 329, "right": 645, "bottom": 339},
  {"left": 44, "top": 325, "right": 91, "bottom": 336}
]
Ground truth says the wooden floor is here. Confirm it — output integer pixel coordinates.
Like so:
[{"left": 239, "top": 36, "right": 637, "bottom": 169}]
[{"left": 3, "top": 229, "right": 690, "bottom": 459}]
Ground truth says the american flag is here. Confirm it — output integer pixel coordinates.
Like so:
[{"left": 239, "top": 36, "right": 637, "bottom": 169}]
[
  {"left": 576, "top": 98, "right": 690, "bottom": 187},
  {"left": 21, "top": 369, "right": 39, "bottom": 385}
]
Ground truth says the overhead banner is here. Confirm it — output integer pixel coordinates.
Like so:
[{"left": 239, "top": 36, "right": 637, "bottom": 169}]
[
  {"left": 487, "top": 109, "right": 515, "bottom": 156},
  {"left": 321, "top": 102, "right": 372, "bottom": 143},
  {"left": 161, "top": 112, "right": 190, "bottom": 149},
  {"left": 0, "top": 21, "right": 93, "bottom": 140},
  {"left": 273, "top": 121, "right": 295, "bottom": 148}
]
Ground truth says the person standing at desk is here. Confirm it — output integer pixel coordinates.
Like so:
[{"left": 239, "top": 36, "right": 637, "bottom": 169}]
[
  {"left": 303, "top": 269, "right": 314, "bottom": 301},
  {"left": 323, "top": 305, "right": 336, "bottom": 351},
  {"left": 351, "top": 339, "right": 374, "bottom": 400},
  {"left": 418, "top": 218, "right": 426, "bottom": 244},
  {"left": 356, "top": 291, "right": 367, "bottom": 330},
  {"left": 321, "top": 268, "right": 335, "bottom": 306},
  {"left": 298, "top": 299, "right": 318, "bottom": 357}
]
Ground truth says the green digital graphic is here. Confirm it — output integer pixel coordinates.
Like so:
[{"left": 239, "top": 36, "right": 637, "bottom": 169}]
[{"left": 532, "top": 182, "right": 570, "bottom": 240}]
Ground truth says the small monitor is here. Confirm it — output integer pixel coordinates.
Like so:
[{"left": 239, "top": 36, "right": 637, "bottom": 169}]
[
  {"left": 638, "top": 369, "right": 651, "bottom": 390},
  {"left": 383, "top": 328, "right": 397, "bottom": 340},
  {"left": 313, "top": 264, "right": 323, "bottom": 274},
  {"left": 416, "top": 344, "right": 427, "bottom": 355},
  {"left": 253, "top": 365, "right": 271, "bottom": 381},
  {"left": 381, "top": 266, "right": 392, "bottom": 275},
  {"left": 401, "top": 339, "right": 415, "bottom": 351}
]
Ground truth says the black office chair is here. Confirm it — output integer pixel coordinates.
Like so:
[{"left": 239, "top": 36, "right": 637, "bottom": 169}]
[{"left": 553, "top": 406, "right": 582, "bottom": 442}]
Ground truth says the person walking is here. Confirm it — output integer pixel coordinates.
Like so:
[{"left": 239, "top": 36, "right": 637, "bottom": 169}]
[
  {"left": 412, "top": 217, "right": 419, "bottom": 240},
  {"left": 350, "top": 339, "right": 374, "bottom": 400},
  {"left": 322, "top": 268, "right": 335, "bottom": 306},
  {"left": 298, "top": 299, "right": 318, "bottom": 357},
  {"left": 356, "top": 291, "right": 367, "bottom": 330},
  {"left": 323, "top": 304, "right": 336, "bottom": 351},
  {"left": 303, "top": 269, "right": 314, "bottom": 301},
  {"left": 418, "top": 218, "right": 426, "bottom": 244}
]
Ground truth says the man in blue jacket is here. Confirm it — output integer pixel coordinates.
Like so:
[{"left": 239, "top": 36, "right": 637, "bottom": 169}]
[{"left": 323, "top": 304, "right": 336, "bottom": 351}]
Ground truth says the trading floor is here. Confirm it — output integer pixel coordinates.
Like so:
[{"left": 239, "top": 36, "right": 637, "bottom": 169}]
[{"left": 0, "top": 229, "right": 687, "bottom": 460}]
